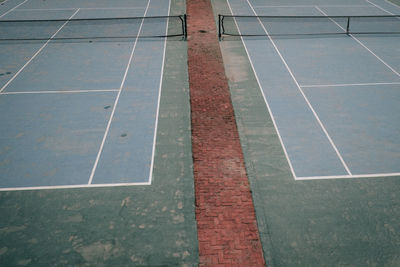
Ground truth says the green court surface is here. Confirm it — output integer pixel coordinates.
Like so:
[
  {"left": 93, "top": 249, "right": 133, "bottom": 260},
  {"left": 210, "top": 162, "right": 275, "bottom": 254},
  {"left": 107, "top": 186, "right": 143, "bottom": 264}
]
[
  {"left": 0, "top": 0, "right": 198, "bottom": 266},
  {"left": 213, "top": 0, "right": 400, "bottom": 266}
]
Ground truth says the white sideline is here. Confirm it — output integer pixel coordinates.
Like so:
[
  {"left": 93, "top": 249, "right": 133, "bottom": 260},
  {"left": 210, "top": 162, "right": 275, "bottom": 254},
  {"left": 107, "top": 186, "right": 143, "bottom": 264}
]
[{"left": 87, "top": 0, "right": 151, "bottom": 185}]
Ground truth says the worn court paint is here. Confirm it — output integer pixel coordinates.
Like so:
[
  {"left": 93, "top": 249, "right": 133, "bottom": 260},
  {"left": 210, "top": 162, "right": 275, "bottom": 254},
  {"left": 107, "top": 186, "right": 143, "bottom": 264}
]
[
  {"left": 92, "top": 0, "right": 169, "bottom": 184},
  {"left": 0, "top": 92, "right": 116, "bottom": 187}
]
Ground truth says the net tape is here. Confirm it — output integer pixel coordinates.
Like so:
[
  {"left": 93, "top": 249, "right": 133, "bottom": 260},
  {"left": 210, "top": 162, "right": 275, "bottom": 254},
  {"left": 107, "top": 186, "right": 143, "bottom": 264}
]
[
  {"left": 0, "top": 15, "right": 187, "bottom": 41},
  {"left": 218, "top": 15, "right": 400, "bottom": 38}
]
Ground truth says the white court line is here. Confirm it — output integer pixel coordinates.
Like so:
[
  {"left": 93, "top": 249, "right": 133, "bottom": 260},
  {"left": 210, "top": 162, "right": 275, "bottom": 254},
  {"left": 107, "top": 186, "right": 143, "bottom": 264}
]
[
  {"left": 0, "top": 89, "right": 119, "bottom": 94},
  {"left": 251, "top": 5, "right": 373, "bottom": 8},
  {"left": 78, "top": 7, "right": 145, "bottom": 10},
  {"left": 226, "top": 0, "right": 298, "bottom": 179},
  {"left": 246, "top": 0, "right": 353, "bottom": 175},
  {"left": 296, "top": 172, "right": 400, "bottom": 180},
  {"left": 13, "top": 8, "right": 77, "bottom": 11},
  {"left": 148, "top": 0, "right": 170, "bottom": 184},
  {"left": 0, "top": 182, "right": 151, "bottom": 192},
  {"left": 87, "top": 0, "right": 151, "bottom": 185},
  {"left": 315, "top": 6, "right": 400, "bottom": 78},
  {"left": 301, "top": 81, "right": 400, "bottom": 88},
  {"left": 15, "top": 7, "right": 146, "bottom": 11},
  {"left": 0, "top": 8, "right": 80, "bottom": 93},
  {"left": 0, "top": 0, "right": 28, "bottom": 18}
]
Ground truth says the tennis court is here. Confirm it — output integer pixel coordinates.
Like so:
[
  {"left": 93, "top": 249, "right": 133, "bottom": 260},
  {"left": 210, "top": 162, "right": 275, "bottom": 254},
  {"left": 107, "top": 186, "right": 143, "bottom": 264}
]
[
  {"left": 0, "top": 0, "right": 197, "bottom": 265},
  {"left": 214, "top": 0, "right": 400, "bottom": 265},
  {"left": 223, "top": 0, "right": 400, "bottom": 179},
  {"left": 0, "top": 0, "right": 187, "bottom": 189}
]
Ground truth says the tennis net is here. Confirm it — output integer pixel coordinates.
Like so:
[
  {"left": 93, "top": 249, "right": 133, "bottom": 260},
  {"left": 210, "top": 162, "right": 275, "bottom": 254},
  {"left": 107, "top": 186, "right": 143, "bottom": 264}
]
[
  {"left": 218, "top": 14, "right": 400, "bottom": 39},
  {"left": 0, "top": 15, "right": 187, "bottom": 41}
]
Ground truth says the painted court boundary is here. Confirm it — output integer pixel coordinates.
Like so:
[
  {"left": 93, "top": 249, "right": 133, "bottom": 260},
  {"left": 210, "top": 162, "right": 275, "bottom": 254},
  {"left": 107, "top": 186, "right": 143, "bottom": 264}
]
[
  {"left": 227, "top": 0, "right": 400, "bottom": 181},
  {"left": 0, "top": 182, "right": 150, "bottom": 192}
]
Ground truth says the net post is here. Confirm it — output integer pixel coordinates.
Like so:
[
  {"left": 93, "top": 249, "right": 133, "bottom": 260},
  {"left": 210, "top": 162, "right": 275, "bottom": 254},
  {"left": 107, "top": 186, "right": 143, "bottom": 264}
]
[
  {"left": 346, "top": 16, "right": 350, "bottom": 35},
  {"left": 184, "top": 14, "right": 187, "bottom": 40},
  {"left": 218, "top": 14, "right": 222, "bottom": 41}
]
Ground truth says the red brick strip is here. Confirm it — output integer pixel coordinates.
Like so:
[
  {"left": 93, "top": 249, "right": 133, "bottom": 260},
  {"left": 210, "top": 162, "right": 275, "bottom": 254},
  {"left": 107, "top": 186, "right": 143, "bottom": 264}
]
[{"left": 187, "top": 0, "right": 266, "bottom": 265}]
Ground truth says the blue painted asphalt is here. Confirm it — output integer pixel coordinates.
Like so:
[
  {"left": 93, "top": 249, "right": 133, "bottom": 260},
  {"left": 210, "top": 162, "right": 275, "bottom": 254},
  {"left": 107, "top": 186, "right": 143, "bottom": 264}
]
[
  {"left": 228, "top": 0, "right": 400, "bottom": 178},
  {"left": 248, "top": 0, "right": 369, "bottom": 6},
  {"left": 18, "top": 0, "right": 149, "bottom": 9},
  {"left": 304, "top": 84, "right": 400, "bottom": 175},
  {"left": 0, "top": 0, "right": 169, "bottom": 188},
  {"left": 92, "top": 0, "right": 170, "bottom": 184},
  {"left": 0, "top": 92, "right": 116, "bottom": 187}
]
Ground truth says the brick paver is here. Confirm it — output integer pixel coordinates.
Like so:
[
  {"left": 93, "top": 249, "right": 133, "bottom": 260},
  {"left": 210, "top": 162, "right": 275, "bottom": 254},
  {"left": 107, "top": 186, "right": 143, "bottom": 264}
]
[{"left": 187, "top": 0, "right": 266, "bottom": 265}]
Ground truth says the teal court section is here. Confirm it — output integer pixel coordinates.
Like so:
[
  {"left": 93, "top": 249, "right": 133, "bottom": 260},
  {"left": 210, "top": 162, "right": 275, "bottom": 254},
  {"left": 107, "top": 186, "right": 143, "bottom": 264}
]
[{"left": 0, "top": 0, "right": 171, "bottom": 189}]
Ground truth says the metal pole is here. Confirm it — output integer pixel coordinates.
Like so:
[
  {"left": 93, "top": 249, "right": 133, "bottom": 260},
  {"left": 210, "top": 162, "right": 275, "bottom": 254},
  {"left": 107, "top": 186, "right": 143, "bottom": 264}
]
[
  {"left": 218, "top": 15, "right": 222, "bottom": 40},
  {"left": 184, "top": 14, "right": 187, "bottom": 40},
  {"left": 346, "top": 16, "right": 350, "bottom": 35}
]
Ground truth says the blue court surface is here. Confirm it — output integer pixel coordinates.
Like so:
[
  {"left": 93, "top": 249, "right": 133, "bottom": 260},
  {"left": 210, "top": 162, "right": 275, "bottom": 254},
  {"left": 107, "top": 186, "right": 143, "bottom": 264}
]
[
  {"left": 226, "top": 0, "right": 400, "bottom": 180},
  {"left": 0, "top": 0, "right": 172, "bottom": 190}
]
